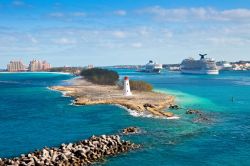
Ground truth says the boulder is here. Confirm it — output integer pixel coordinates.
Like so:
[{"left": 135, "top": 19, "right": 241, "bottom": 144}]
[
  {"left": 122, "top": 127, "right": 141, "bottom": 135},
  {"left": 162, "top": 112, "right": 174, "bottom": 117},
  {"left": 186, "top": 109, "right": 201, "bottom": 115},
  {"left": 169, "top": 104, "right": 180, "bottom": 109}
]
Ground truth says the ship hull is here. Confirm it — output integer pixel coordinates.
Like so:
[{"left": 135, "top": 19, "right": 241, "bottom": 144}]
[
  {"left": 181, "top": 69, "right": 219, "bottom": 75},
  {"left": 140, "top": 68, "right": 161, "bottom": 73}
]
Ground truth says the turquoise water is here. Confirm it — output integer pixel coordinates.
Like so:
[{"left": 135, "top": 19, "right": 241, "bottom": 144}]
[{"left": 0, "top": 71, "right": 250, "bottom": 165}]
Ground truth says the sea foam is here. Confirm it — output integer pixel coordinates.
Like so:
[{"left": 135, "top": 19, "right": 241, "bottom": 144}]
[{"left": 115, "top": 104, "right": 180, "bottom": 120}]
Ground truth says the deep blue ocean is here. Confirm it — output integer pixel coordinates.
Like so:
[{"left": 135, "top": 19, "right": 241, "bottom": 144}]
[{"left": 0, "top": 70, "right": 250, "bottom": 166}]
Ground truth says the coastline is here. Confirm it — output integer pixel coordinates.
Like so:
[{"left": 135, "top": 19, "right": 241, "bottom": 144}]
[
  {"left": 0, "top": 71, "right": 72, "bottom": 75},
  {"left": 50, "top": 77, "right": 176, "bottom": 118}
]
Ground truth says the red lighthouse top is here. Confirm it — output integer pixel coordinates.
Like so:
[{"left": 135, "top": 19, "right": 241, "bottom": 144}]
[{"left": 124, "top": 76, "right": 129, "bottom": 80}]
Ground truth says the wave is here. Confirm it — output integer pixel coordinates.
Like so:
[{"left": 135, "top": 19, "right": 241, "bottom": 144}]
[
  {"left": 234, "top": 81, "right": 250, "bottom": 86},
  {"left": 46, "top": 87, "right": 72, "bottom": 98},
  {"left": 0, "top": 80, "right": 19, "bottom": 84},
  {"left": 115, "top": 104, "right": 180, "bottom": 120}
]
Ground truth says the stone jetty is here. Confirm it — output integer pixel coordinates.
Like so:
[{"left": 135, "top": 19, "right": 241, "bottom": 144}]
[
  {"left": 0, "top": 135, "right": 139, "bottom": 166},
  {"left": 186, "top": 109, "right": 211, "bottom": 123}
]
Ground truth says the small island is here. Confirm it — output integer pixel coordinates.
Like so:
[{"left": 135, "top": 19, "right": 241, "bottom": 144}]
[{"left": 51, "top": 68, "right": 175, "bottom": 118}]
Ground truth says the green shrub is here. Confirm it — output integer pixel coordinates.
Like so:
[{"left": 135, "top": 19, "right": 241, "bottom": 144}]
[
  {"left": 80, "top": 68, "right": 119, "bottom": 85},
  {"left": 129, "top": 80, "right": 153, "bottom": 91},
  {"left": 49, "top": 67, "right": 83, "bottom": 75}
]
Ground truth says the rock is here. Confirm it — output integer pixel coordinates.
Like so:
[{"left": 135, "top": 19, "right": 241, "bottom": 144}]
[
  {"left": 169, "top": 104, "right": 180, "bottom": 109},
  {"left": 0, "top": 134, "right": 139, "bottom": 165},
  {"left": 101, "top": 135, "right": 106, "bottom": 139},
  {"left": 66, "top": 143, "right": 73, "bottom": 149},
  {"left": 122, "top": 127, "right": 141, "bottom": 135},
  {"left": 186, "top": 109, "right": 201, "bottom": 115},
  {"left": 162, "top": 112, "right": 174, "bottom": 117},
  {"left": 143, "top": 103, "right": 155, "bottom": 108}
]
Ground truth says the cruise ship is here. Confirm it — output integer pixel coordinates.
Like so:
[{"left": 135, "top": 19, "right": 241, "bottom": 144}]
[
  {"left": 139, "top": 60, "right": 163, "bottom": 73},
  {"left": 180, "top": 54, "right": 219, "bottom": 75}
]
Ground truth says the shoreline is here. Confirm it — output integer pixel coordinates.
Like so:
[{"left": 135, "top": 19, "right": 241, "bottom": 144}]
[
  {"left": 0, "top": 71, "right": 72, "bottom": 75},
  {"left": 50, "top": 77, "right": 176, "bottom": 118},
  {"left": 116, "top": 104, "right": 180, "bottom": 119}
]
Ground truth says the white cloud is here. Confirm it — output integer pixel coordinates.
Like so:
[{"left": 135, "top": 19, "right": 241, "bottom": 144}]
[
  {"left": 52, "top": 38, "right": 77, "bottom": 45},
  {"left": 70, "top": 12, "right": 86, "bottom": 17},
  {"left": 137, "top": 27, "right": 151, "bottom": 36},
  {"left": 207, "top": 37, "right": 250, "bottom": 46},
  {"left": 11, "top": 0, "right": 32, "bottom": 8},
  {"left": 27, "top": 35, "right": 38, "bottom": 44},
  {"left": 162, "top": 29, "right": 173, "bottom": 38},
  {"left": 137, "top": 6, "right": 250, "bottom": 22},
  {"left": 220, "top": 9, "right": 250, "bottom": 20},
  {"left": 131, "top": 42, "right": 142, "bottom": 48},
  {"left": 113, "top": 31, "right": 127, "bottom": 38},
  {"left": 12, "top": 0, "right": 24, "bottom": 6},
  {"left": 48, "top": 12, "right": 65, "bottom": 18},
  {"left": 48, "top": 12, "right": 86, "bottom": 18},
  {"left": 114, "top": 10, "right": 127, "bottom": 16}
]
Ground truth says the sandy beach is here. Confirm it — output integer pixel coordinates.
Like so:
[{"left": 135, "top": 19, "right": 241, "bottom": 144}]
[{"left": 51, "top": 78, "right": 175, "bottom": 118}]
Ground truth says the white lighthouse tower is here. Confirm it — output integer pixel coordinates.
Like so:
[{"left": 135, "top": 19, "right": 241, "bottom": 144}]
[{"left": 123, "top": 76, "right": 132, "bottom": 96}]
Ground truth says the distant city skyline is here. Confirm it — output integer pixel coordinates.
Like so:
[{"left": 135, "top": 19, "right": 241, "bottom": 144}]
[
  {"left": 6, "top": 59, "right": 51, "bottom": 71},
  {"left": 1, "top": 0, "right": 250, "bottom": 68}
]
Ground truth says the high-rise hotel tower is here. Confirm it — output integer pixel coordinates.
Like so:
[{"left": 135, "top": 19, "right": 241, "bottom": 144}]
[
  {"left": 28, "top": 60, "right": 51, "bottom": 71},
  {"left": 7, "top": 61, "right": 26, "bottom": 72}
]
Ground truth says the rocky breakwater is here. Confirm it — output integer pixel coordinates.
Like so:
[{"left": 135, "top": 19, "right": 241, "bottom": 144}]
[
  {"left": 51, "top": 78, "right": 175, "bottom": 118},
  {"left": 186, "top": 109, "right": 212, "bottom": 123},
  {"left": 0, "top": 135, "right": 139, "bottom": 166}
]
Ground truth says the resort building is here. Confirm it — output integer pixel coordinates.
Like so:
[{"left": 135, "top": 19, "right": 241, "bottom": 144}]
[
  {"left": 7, "top": 61, "right": 27, "bottom": 72},
  {"left": 87, "top": 64, "right": 94, "bottom": 69},
  {"left": 28, "top": 60, "right": 51, "bottom": 71}
]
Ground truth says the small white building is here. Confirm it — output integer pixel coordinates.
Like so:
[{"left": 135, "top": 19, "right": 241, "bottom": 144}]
[{"left": 123, "top": 76, "right": 132, "bottom": 96}]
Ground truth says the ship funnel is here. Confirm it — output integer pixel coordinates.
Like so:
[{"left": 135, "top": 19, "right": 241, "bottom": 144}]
[{"left": 199, "top": 54, "right": 207, "bottom": 60}]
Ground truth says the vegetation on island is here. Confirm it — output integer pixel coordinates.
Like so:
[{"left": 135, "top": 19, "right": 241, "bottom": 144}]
[
  {"left": 80, "top": 68, "right": 119, "bottom": 85},
  {"left": 49, "top": 67, "right": 83, "bottom": 75},
  {"left": 129, "top": 80, "right": 153, "bottom": 91},
  {"left": 80, "top": 67, "right": 152, "bottom": 91},
  {"left": 118, "top": 79, "right": 153, "bottom": 92}
]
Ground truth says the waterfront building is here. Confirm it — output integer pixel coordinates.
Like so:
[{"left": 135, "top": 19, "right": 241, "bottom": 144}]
[
  {"left": 233, "top": 61, "right": 250, "bottom": 70},
  {"left": 87, "top": 64, "right": 94, "bottom": 69},
  {"left": 7, "top": 61, "right": 26, "bottom": 72},
  {"left": 216, "top": 61, "right": 232, "bottom": 71},
  {"left": 42, "top": 60, "right": 51, "bottom": 71},
  {"left": 123, "top": 76, "right": 132, "bottom": 96},
  {"left": 29, "top": 60, "right": 51, "bottom": 71}
]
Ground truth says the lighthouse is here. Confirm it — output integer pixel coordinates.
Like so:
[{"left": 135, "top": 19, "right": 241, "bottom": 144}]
[{"left": 123, "top": 76, "right": 132, "bottom": 96}]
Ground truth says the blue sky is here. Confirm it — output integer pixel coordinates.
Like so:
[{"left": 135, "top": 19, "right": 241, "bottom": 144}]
[{"left": 1, "top": 0, "right": 250, "bottom": 68}]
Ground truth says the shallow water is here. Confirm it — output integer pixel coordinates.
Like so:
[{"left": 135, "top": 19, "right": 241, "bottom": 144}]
[{"left": 0, "top": 70, "right": 250, "bottom": 165}]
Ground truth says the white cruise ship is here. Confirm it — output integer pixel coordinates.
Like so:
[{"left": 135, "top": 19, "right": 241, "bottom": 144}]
[
  {"left": 180, "top": 54, "right": 219, "bottom": 75},
  {"left": 140, "top": 60, "right": 163, "bottom": 73}
]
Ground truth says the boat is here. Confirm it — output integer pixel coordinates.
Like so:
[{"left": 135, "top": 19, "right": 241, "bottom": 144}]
[
  {"left": 180, "top": 54, "right": 219, "bottom": 75},
  {"left": 139, "top": 60, "right": 163, "bottom": 73}
]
